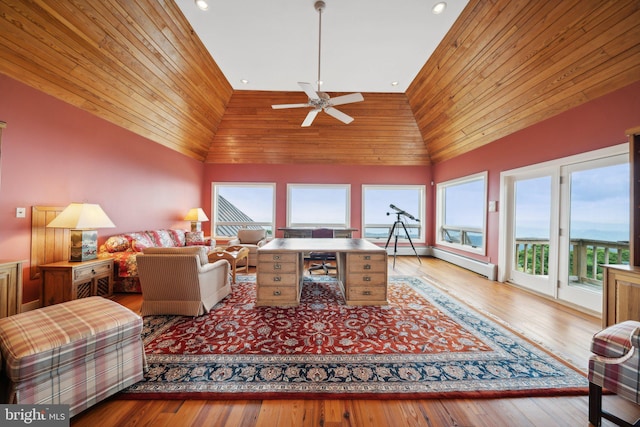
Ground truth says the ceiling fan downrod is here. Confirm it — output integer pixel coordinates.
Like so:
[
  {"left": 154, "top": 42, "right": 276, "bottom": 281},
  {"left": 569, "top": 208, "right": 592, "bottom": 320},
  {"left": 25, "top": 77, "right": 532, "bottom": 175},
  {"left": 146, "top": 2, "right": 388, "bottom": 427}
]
[{"left": 315, "top": 1, "right": 325, "bottom": 93}]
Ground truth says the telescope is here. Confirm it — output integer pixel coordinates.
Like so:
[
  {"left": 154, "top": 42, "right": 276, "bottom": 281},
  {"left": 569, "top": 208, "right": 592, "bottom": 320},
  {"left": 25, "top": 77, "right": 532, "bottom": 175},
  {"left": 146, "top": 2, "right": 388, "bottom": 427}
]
[{"left": 388, "top": 204, "right": 420, "bottom": 222}]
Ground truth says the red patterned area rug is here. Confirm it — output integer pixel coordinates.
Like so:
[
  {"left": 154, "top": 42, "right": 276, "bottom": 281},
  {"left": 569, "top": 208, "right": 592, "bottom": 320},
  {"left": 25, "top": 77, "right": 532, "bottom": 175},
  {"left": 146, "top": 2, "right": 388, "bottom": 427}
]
[{"left": 120, "top": 275, "right": 588, "bottom": 400}]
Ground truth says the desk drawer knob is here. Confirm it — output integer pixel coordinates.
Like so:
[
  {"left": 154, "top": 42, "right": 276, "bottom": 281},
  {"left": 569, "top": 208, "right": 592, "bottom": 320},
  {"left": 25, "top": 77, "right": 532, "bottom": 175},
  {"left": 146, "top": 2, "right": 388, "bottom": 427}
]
[
  {"left": 363, "top": 290, "right": 372, "bottom": 296},
  {"left": 364, "top": 264, "right": 371, "bottom": 270},
  {"left": 273, "top": 290, "right": 281, "bottom": 296},
  {"left": 273, "top": 276, "right": 281, "bottom": 282},
  {"left": 274, "top": 264, "right": 281, "bottom": 270},
  {"left": 273, "top": 255, "right": 281, "bottom": 260},
  {"left": 363, "top": 276, "right": 371, "bottom": 282},
  {"left": 363, "top": 255, "right": 371, "bottom": 260}
]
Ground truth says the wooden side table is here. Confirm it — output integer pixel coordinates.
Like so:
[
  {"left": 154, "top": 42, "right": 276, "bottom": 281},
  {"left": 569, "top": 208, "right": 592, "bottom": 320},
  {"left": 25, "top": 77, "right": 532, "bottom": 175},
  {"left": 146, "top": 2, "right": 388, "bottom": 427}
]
[
  {"left": 208, "top": 245, "right": 249, "bottom": 284},
  {"left": 40, "top": 258, "right": 114, "bottom": 307}
]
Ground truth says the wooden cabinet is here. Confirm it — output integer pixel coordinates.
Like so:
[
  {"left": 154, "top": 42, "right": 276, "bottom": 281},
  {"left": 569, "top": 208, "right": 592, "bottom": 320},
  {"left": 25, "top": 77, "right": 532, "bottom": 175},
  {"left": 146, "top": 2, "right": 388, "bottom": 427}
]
[
  {"left": 40, "top": 258, "right": 113, "bottom": 307},
  {"left": 344, "top": 252, "right": 388, "bottom": 305},
  {"left": 256, "top": 252, "right": 302, "bottom": 306},
  {"left": 601, "top": 264, "right": 640, "bottom": 327},
  {"left": 0, "top": 260, "right": 24, "bottom": 318}
]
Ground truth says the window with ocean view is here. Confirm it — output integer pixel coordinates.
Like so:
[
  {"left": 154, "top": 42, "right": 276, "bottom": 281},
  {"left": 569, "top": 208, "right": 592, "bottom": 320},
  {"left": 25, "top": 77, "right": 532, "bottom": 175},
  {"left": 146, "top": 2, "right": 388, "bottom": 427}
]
[
  {"left": 212, "top": 183, "right": 275, "bottom": 236},
  {"left": 362, "top": 185, "right": 425, "bottom": 242},
  {"left": 436, "top": 172, "right": 487, "bottom": 254},
  {"left": 287, "top": 184, "right": 350, "bottom": 228}
]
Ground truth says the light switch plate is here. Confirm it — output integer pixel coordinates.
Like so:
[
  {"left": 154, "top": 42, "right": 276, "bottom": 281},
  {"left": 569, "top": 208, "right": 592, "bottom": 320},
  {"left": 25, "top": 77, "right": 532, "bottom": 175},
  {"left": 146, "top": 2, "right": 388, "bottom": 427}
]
[{"left": 16, "top": 207, "right": 26, "bottom": 218}]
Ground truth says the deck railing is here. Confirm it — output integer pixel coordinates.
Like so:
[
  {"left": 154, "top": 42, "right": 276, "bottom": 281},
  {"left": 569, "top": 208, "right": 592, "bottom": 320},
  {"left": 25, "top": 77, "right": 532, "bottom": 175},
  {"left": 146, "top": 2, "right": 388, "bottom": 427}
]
[{"left": 515, "top": 238, "right": 629, "bottom": 285}]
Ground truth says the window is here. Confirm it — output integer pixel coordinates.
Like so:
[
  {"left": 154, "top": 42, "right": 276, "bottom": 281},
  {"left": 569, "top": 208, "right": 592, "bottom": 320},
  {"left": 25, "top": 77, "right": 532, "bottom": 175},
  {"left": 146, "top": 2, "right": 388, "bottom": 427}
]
[
  {"left": 287, "top": 184, "right": 350, "bottom": 227},
  {"left": 212, "top": 183, "right": 275, "bottom": 236},
  {"left": 362, "top": 185, "right": 425, "bottom": 242},
  {"left": 436, "top": 172, "right": 487, "bottom": 254}
]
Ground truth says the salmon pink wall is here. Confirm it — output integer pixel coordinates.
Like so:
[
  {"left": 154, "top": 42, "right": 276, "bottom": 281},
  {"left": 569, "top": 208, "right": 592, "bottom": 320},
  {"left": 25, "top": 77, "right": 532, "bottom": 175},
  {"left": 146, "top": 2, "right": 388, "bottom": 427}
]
[
  {"left": 0, "top": 75, "right": 205, "bottom": 304},
  {"left": 432, "top": 80, "right": 640, "bottom": 265},
  {"left": 202, "top": 164, "right": 431, "bottom": 240}
]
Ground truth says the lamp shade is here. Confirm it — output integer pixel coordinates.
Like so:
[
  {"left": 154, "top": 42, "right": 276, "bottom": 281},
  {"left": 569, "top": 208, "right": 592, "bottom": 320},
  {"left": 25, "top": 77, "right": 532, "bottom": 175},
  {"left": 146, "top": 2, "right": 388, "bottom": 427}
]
[
  {"left": 47, "top": 203, "right": 116, "bottom": 229},
  {"left": 184, "top": 208, "right": 209, "bottom": 222}
]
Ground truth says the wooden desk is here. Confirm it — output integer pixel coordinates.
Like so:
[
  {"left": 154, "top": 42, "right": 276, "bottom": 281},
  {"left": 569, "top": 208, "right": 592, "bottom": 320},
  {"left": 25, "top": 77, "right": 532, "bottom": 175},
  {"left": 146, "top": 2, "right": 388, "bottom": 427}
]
[
  {"left": 278, "top": 228, "right": 358, "bottom": 238},
  {"left": 257, "top": 238, "right": 387, "bottom": 307}
]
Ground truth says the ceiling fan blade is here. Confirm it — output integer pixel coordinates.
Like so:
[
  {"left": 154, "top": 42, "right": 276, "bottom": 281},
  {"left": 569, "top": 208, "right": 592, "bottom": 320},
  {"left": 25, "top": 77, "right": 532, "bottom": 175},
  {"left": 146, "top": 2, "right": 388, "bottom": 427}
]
[
  {"left": 324, "top": 107, "right": 354, "bottom": 124},
  {"left": 298, "top": 82, "right": 320, "bottom": 100},
  {"left": 329, "top": 93, "right": 364, "bottom": 106},
  {"left": 271, "top": 103, "right": 310, "bottom": 109},
  {"left": 301, "top": 109, "right": 320, "bottom": 127}
]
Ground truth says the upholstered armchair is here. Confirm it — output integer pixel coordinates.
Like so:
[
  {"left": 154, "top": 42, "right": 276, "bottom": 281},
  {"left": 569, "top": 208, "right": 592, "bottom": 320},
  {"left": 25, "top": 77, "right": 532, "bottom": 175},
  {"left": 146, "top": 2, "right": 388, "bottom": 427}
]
[
  {"left": 136, "top": 246, "right": 231, "bottom": 316},
  {"left": 588, "top": 320, "right": 640, "bottom": 427},
  {"left": 227, "top": 228, "right": 268, "bottom": 266}
]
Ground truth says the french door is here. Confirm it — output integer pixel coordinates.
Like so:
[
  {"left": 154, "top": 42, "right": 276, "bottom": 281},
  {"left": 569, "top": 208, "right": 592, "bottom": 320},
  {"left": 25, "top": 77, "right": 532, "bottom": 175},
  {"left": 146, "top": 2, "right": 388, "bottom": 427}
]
[{"left": 499, "top": 145, "right": 628, "bottom": 313}]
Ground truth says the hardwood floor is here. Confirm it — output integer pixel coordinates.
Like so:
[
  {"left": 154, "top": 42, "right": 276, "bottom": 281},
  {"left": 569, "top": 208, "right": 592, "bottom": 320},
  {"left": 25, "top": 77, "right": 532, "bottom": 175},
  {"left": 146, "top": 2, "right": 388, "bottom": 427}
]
[{"left": 71, "top": 257, "right": 640, "bottom": 426}]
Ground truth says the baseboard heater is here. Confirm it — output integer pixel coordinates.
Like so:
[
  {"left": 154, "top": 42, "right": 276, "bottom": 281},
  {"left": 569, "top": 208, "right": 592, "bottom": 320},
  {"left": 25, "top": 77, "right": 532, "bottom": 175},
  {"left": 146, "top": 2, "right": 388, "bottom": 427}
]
[{"left": 428, "top": 247, "right": 497, "bottom": 281}]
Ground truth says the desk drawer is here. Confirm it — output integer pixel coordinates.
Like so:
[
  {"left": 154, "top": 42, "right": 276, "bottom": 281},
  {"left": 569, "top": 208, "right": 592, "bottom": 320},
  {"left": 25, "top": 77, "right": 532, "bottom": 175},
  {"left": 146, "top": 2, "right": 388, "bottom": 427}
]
[
  {"left": 347, "top": 286, "right": 387, "bottom": 302},
  {"left": 257, "top": 285, "right": 299, "bottom": 304},
  {"left": 258, "top": 253, "right": 298, "bottom": 263},
  {"left": 348, "top": 254, "right": 386, "bottom": 273},
  {"left": 258, "top": 273, "right": 298, "bottom": 286},
  {"left": 74, "top": 262, "right": 112, "bottom": 281},
  {"left": 347, "top": 273, "right": 386, "bottom": 287},
  {"left": 258, "top": 261, "right": 298, "bottom": 274}
]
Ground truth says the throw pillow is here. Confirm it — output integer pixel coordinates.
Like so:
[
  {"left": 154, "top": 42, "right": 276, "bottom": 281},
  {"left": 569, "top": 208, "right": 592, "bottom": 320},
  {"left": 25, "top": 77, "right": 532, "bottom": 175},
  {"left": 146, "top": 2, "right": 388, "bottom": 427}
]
[
  {"left": 185, "top": 231, "right": 205, "bottom": 246},
  {"left": 104, "top": 235, "right": 130, "bottom": 253}
]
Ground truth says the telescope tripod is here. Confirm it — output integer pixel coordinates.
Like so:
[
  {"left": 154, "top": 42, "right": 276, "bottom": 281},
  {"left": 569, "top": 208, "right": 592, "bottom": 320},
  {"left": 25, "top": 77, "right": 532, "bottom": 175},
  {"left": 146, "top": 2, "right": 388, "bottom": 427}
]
[{"left": 384, "top": 213, "right": 422, "bottom": 268}]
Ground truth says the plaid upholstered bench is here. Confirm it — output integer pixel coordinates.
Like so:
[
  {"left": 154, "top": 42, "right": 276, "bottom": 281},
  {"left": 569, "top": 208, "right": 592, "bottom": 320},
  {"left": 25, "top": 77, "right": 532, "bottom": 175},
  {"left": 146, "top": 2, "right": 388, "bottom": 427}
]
[
  {"left": 588, "top": 320, "right": 640, "bottom": 427},
  {"left": 0, "top": 296, "right": 146, "bottom": 417}
]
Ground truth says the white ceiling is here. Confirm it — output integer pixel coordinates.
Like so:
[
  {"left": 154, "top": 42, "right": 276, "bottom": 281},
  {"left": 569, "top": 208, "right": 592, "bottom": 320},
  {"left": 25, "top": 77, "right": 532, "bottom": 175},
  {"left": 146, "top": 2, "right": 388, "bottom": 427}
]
[{"left": 177, "top": 0, "right": 469, "bottom": 93}]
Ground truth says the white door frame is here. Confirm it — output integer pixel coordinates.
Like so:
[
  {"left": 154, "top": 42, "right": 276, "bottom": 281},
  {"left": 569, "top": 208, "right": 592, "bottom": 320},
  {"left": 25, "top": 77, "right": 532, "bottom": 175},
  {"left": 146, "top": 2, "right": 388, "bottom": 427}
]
[{"left": 498, "top": 144, "right": 628, "bottom": 310}]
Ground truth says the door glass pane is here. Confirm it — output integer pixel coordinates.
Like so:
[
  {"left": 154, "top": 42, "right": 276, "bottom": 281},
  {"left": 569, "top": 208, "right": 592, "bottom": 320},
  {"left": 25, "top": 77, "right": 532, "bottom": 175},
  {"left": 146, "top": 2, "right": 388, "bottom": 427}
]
[
  {"left": 514, "top": 176, "right": 552, "bottom": 277},
  {"left": 568, "top": 163, "right": 629, "bottom": 290}
]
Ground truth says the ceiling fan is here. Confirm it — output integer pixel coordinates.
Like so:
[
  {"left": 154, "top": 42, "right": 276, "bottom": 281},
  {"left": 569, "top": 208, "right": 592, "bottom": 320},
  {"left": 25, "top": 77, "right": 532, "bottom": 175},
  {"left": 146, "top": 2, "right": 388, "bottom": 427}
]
[{"left": 271, "top": 0, "right": 364, "bottom": 127}]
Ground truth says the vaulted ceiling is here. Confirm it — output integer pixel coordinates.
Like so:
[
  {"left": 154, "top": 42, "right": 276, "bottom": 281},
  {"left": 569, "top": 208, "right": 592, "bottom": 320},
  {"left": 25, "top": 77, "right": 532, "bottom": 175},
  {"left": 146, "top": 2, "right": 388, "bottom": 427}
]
[{"left": 1, "top": 0, "right": 639, "bottom": 165}]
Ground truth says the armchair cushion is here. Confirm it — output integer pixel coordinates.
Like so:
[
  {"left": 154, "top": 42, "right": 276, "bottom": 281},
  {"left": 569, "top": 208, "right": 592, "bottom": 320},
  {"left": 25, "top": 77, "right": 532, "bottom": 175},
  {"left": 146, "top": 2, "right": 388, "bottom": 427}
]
[
  {"left": 143, "top": 246, "right": 209, "bottom": 266},
  {"left": 588, "top": 320, "right": 640, "bottom": 426},
  {"left": 590, "top": 320, "right": 638, "bottom": 359}
]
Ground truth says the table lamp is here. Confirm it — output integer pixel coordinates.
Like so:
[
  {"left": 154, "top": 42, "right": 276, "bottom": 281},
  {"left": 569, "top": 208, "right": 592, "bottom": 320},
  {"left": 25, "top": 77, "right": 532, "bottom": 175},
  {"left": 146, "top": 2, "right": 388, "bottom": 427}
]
[
  {"left": 47, "top": 203, "right": 116, "bottom": 262},
  {"left": 184, "top": 208, "right": 209, "bottom": 232}
]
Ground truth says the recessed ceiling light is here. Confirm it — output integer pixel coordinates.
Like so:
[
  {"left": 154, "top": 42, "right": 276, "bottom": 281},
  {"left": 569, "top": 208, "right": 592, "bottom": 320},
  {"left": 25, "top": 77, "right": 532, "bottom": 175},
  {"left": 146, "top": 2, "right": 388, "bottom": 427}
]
[
  {"left": 240, "top": 79, "right": 249, "bottom": 84},
  {"left": 432, "top": 2, "right": 446, "bottom": 14},
  {"left": 195, "top": 0, "right": 208, "bottom": 11},
  {"left": 391, "top": 81, "right": 399, "bottom": 87}
]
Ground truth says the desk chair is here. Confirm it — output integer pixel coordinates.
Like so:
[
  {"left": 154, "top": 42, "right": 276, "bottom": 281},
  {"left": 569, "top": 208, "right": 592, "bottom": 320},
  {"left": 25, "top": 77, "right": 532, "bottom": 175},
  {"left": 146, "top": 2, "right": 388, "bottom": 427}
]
[{"left": 308, "top": 228, "right": 337, "bottom": 275}]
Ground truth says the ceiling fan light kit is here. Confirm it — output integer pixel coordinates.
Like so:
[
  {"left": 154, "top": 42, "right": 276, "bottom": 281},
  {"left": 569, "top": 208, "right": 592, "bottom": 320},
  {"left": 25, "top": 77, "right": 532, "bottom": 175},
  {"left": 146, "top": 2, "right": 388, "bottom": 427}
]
[{"left": 271, "top": 0, "right": 364, "bottom": 127}]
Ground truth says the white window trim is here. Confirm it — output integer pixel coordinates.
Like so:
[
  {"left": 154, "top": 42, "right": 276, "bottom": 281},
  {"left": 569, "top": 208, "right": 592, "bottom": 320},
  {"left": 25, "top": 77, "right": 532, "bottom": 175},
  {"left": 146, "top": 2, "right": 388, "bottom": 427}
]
[
  {"left": 286, "top": 183, "right": 351, "bottom": 228},
  {"left": 361, "top": 184, "right": 426, "bottom": 243},
  {"left": 211, "top": 182, "right": 276, "bottom": 236},
  {"left": 435, "top": 171, "right": 488, "bottom": 255}
]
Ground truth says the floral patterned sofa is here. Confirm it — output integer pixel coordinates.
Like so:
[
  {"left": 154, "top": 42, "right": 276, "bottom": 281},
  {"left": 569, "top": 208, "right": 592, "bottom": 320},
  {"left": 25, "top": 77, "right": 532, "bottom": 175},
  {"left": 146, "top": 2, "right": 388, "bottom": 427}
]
[{"left": 98, "top": 229, "right": 215, "bottom": 293}]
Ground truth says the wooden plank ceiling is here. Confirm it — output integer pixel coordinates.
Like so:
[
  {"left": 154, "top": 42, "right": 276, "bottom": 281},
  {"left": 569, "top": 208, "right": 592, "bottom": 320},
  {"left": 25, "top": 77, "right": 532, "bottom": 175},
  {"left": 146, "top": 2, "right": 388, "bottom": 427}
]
[{"left": 0, "top": 0, "right": 639, "bottom": 166}]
